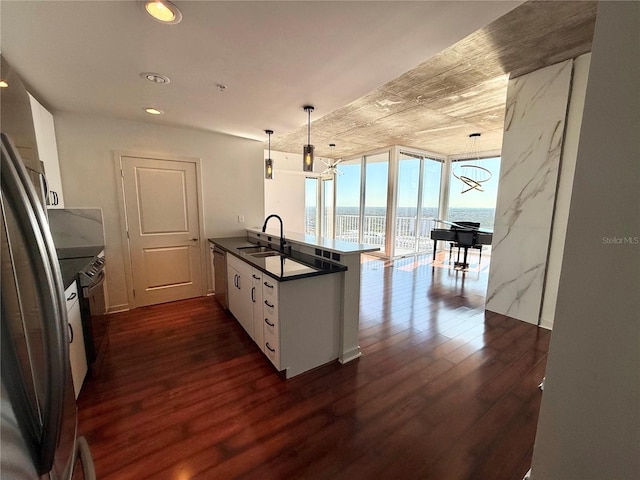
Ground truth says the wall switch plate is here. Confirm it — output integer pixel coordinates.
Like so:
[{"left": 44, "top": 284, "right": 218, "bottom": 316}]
[{"left": 237, "top": 215, "right": 244, "bottom": 223}]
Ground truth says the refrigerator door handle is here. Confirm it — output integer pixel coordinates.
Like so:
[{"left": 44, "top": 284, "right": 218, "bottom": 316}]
[
  {"left": 76, "top": 437, "right": 96, "bottom": 480},
  {"left": 1, "top": 133, "right": 69, "bottom": 475}
]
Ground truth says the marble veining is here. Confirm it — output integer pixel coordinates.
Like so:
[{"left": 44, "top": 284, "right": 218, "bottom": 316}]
[
  {"left": 486, "top": 60, "right": 573, "bottom": 325},
  {"left": 504, "top": 60, "right": 573, "bottom": 132},
  {"left": 496, "top": 122, "right": 563, "bottom": 230}
]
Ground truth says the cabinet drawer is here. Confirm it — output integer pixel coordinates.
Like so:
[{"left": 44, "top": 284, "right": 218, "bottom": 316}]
[
  {"left": 262, "top": 277, "right": 278, "bottom": 301},
  {"left": 64, "top": 281, "right": 79, "bottom": 311},
  {"left": 263, "top": 295, "right": 278, "bottom": 318},
  {"left": 263, "top": 312, "right": 278, "bottom": 335},
  {"left": 251, "top": 268, "right": 262, "bottom": 283},
  {"left": 263, "top": 328, "right": 280, "bottom": 369}
]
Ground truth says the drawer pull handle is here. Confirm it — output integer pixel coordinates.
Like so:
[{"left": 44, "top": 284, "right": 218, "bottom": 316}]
[
  {"left": 266, "top": 342, "right": 276, "bottom": 353},
  {"left": 264, "top": 300, "right": 274, "bottom": 308},
  {"left": 264, "top": 318, "right": 275, "bottom": 327},
  {"left": 66, "top": 292, "right": 77, "bottom": 301},
  {"left": 252, "top": 274, "right": 260, "bottom": 280},
  {"left": 264, "top": 281, "right": 274, "bottom": 289}
]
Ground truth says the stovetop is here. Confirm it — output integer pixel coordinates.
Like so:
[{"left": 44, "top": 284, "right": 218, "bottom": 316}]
[{"left": 56, "top": 245, "right": 105, "bottom": 289}]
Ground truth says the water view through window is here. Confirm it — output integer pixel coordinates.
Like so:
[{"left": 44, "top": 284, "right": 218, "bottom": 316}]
[
  {"left": 333, "top": 152, "right": 389, "bottom": 249},
  {"left": 448, "top": 156, "right": 501, "bottom": 231},
  {"left": 305, "top": 153, "right": 501, "bottom": 258}
]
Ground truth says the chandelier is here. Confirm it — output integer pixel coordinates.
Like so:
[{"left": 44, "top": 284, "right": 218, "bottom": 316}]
[{"left": 452, "top": 133, "right": 492, "bottom": 193}]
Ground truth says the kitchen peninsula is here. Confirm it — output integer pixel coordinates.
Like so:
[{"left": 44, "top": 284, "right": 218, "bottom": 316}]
[{"left": 210, "top": 228, "right": 378, "bottom": 377}]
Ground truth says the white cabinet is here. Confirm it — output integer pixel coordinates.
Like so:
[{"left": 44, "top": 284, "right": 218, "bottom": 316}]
[
  {"left": 65, "top": 281, "right": 87, "bottom": 398},
  {"left": 227, "top": 253, "right": 342, "bottom": 378},
  {"left": 251, "top": 268, "right": 264, "bottom": 348},
  {"left": 227, "top": 254, "right": 253, "bottom": 338},
  {"left": 209, "top": 243, "right": 215, "bottom": 293},
  {"left": 29, "top": 93, "right": 64, "bottom": 208}
]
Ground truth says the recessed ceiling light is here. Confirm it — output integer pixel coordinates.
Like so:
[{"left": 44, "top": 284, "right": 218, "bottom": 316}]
[
  {"left": 140, "top": 72, "right": 171, "bottom": 84},
  {"left": 144, "top": 107, "right": 164, "bottom": 115},
  {"left": 0, "top": 80, "right": 8, "bottom": 88},
  {"left": 144, "top": 1, "right": 182, "bottom": 24}
]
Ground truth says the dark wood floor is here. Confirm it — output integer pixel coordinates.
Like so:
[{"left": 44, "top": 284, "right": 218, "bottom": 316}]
[{"left": 77, "top": 254, "right": 550, "bottom": 480}]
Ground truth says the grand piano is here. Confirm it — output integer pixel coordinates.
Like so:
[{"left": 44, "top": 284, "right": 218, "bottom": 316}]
[{"left": 430, "top": 220, "right": 493, "bottom": 270}]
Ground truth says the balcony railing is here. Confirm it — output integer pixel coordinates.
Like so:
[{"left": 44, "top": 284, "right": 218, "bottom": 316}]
[
  {"left": 331, "top": 214, "right": 438, "bottom": 254},
  {"left": 306, "top": 212, "right": 494, "bottom": 258}
]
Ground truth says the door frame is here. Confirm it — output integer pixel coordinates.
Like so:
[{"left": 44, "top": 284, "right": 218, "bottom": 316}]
[{"left": 114, "top": 150, "right": 206, "bottom": 309}]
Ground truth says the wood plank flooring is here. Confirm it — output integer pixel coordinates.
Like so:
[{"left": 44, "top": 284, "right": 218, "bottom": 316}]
[{"left": 76, "top": 254, "right": 550, "bottom": 480}]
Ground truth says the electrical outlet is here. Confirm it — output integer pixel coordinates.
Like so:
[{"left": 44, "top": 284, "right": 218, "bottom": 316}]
[{"left": 237, "top": 215, "right": 245, "bottom": 223}]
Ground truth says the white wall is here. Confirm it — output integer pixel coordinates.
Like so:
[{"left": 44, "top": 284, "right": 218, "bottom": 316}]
[
  {"left": 263, "top": 150, "right": 306, "bottom": 233},
  {"left": 539, "top": 53, "right": 591, "bottom": 329},
  {"left": 54, "top": 112, "right": 264, "bottom": 311},
  {"left": 530, "top": 2, "right": 640, "bottom": 478},
  {"left": 263, "top": 149, "right": 330, "bottom": 235}
]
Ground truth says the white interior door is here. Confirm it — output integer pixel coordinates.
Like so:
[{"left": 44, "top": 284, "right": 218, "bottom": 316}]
[{"left": 122, "top": 156, "right": 202, "bottom": 307}]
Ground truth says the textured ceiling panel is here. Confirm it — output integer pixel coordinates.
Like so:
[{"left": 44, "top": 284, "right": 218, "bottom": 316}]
[{"left": 271, "top": 1, "right": 597, "bottom": 160}]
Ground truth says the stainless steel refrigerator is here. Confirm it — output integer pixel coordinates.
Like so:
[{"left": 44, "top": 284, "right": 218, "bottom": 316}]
[{"left": 1, "top": 56, "right": 95, "bottom": 479}]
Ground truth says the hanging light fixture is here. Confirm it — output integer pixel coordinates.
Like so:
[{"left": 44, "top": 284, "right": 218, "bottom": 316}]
[
  {"left": 265, "top": 129, "right": 274, "bottom": 180},
  {"left": 452, "top": 133, "right": 492, "bottom": 194},
  {"left": 321, "top": 143, "right": 344, "bottom": 175},
  {"left": 302, "top": 105, "right": 315, "bottom": 172}
]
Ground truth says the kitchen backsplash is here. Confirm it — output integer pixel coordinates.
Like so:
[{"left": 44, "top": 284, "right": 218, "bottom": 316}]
[{"left": 48, "top": 208, "right": 105, "bottom": 248}]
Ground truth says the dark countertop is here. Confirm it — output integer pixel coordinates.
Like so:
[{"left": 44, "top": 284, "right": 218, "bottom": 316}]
[
  {"left": 56, "top": 245, "right": 104, "bottom": 260},
  {"left": 58, "top": 257, "right": 90, "bottom": 290},
  {"left": 209, "top": 237, "right": 347, "bottom": 282},
  {"left": 56, "top": 245, "right": 104, "bottom": 290}
]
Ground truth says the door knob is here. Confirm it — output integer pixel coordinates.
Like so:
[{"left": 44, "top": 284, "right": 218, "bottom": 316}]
[{"left": 190, "top": 237, "right": 199, "bottom": 242}]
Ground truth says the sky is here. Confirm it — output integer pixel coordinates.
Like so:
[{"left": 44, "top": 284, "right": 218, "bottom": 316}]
[{"left": 331, "top": 156, "right": 501, "bottom": 210}]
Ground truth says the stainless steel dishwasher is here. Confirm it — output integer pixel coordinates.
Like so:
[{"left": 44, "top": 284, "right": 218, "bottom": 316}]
[{"left": 213, "top": 244, "right": 228, "bottom": 309}]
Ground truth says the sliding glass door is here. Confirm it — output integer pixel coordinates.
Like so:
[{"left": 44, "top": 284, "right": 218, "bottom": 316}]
[
  {"left": 394, "top": 152, "right": 442, "bottom": 257},
  {"left": 304, "top": 177, "right": 318, "bottom": 235},
  {"left": 322, "top": 178, "right": 334, "bottom": 238},
  {"left": 335, "top": 160, "right": 362, "bottom": 242},
  {"left": 418, "top": 158, "right": 443, "bottom": 252},
  {"left": 335, "top": 152, "right": 390, "bottom": 251},
  {"left": 362, "top": 152, "right": 389, "bottom": 250},
  {"left": 395, "top": 155, "right": 421, "bottom": 256}
]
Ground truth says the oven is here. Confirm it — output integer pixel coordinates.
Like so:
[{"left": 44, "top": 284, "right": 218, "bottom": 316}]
[{"left": 77, "top": 250, "right": 108, "bottom": 376}]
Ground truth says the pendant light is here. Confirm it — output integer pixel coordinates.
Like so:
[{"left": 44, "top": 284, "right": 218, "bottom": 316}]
[
  {"left": 303, "top": 105, "right": 315, "bottom": 172},
  {"left": 265, "top": 129, "right": 274, "bottom": 180}
]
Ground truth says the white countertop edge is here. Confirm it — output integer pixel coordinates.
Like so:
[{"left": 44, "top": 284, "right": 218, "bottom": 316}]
[{"left": 246, "top": 227, "right": 380, "bottom": 255}]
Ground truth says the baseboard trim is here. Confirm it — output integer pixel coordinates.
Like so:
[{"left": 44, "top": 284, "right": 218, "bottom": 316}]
[
  {"left": 339, "top": 347, "right": 362, "bottom": 364},
  {"left": 107, "top": 304, "right": 129, "bottom": 314}
]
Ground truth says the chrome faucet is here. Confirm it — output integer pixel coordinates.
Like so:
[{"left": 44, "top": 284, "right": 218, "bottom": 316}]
[{"left": 262, "top": 214, "right": 288, "bottom": 253}]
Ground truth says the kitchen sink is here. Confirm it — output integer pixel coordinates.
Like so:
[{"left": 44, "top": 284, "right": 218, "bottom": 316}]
[
  {"left": 249, "top": 251, "right": 282, "bottom": 258},
  {"left": 237, "top": 245, "right": 271, "bottom": 254}
]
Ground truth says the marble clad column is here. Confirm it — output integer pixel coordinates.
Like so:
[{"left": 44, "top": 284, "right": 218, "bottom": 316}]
[{"left": 486, "top": 60, "right": 573, "bottom": 325}]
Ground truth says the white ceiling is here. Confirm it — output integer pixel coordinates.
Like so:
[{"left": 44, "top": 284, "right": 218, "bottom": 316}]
[{"left": 0, "top": 1, "right": 522, "bottom": 145}]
